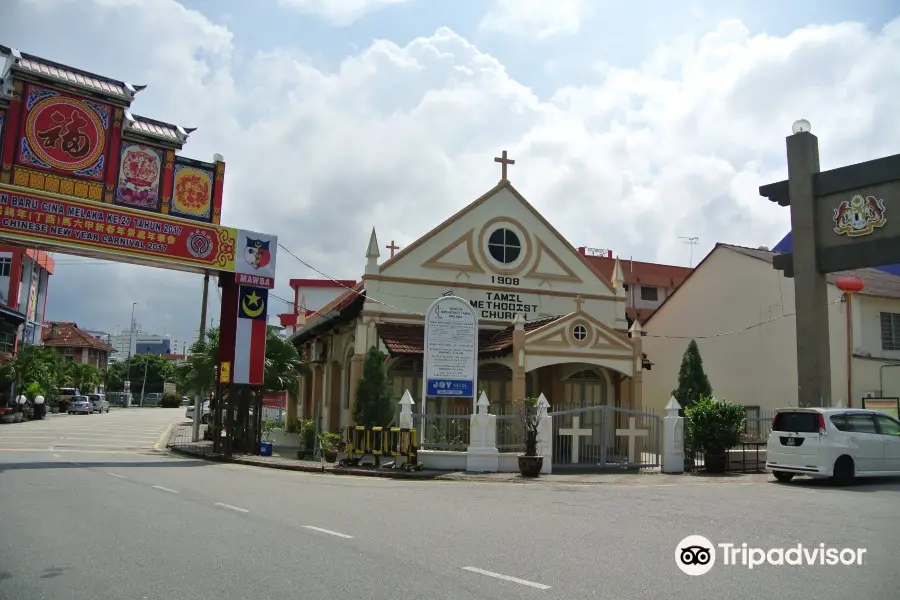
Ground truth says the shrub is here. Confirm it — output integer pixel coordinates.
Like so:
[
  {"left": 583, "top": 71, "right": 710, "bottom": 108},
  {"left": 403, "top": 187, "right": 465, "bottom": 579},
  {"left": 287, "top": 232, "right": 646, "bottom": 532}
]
[
  {"left": 285, "top": 416, "right": 301, "bottom": 434},
  {"left": 685, "top": 396, "right": 745, "bottom": 455},
  {"left": 319, "top": 431, "right": 342, "bottom": 451},
  {"left": 352, "top": 346, "right": 393, "bottom": 427},
  {"left": 160, "top": 392, "right": 181, "bottom": 408},
  {"left": 300, "top": 419, "right": 316, "bottom": 449}
]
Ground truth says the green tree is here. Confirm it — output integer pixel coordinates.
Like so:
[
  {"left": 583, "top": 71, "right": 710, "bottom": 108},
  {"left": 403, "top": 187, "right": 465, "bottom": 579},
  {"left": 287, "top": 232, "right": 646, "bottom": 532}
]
[
  {"left": 105, "top": 354, "right": 175, "bottom": 393},
  {"left": 7, "top": 344, "right": 63, "bottom": 402},
  {"left": 352, "top": 346, "right": 393, "bottom": 428},
  {"left": 177, "top": 326, "right": 307, "bottom": 395},
  {"left": 64, "top": 362, "right": 102, "bottom": 394},
  {"left": 263, "top": 327, "right": 307, "bottom": 395},
  {"left": 176, "top": 328, "right": 220, "bottom": 396},
  {"left": 672, "top": 339, "right": 712, "bottom": 413}
]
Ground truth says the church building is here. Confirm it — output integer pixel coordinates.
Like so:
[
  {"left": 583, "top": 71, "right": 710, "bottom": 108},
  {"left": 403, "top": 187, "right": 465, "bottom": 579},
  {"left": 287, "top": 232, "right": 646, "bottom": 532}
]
[{"left": 288, "top": 154, "right": 649, "bottom": 434}]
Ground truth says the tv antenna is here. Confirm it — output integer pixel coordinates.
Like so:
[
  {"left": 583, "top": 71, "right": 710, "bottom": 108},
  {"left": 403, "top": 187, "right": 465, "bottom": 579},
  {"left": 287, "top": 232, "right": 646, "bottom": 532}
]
[{"left": 679, "top": 236, "right": 699, "bottom": 267}]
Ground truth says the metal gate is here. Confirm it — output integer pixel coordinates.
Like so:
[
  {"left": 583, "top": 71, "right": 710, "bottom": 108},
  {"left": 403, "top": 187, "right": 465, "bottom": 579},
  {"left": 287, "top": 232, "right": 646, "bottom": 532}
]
[{"left": 549, "top": 406, "right": 661, "bottom": 471}]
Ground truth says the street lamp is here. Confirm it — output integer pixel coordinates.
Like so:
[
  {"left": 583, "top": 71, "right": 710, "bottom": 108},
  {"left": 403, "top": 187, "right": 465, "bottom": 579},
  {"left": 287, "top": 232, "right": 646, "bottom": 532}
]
[{"left": 125, "top": 302, "right": 137, "bottom": 407}]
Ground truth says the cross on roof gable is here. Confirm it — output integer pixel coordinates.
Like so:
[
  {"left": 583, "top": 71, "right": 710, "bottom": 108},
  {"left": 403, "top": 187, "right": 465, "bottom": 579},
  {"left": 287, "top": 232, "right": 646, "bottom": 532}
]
[{"left": 376, "top": 179, "right": 616, "bottom": 293}]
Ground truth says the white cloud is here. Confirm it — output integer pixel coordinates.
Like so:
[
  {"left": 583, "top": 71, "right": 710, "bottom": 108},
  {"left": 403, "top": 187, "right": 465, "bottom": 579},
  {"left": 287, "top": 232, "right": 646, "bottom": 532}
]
[
  {"left": 277, "top": 0, "right": 414, "bottom": 26},
  {"left": 2, "top": 1, "right": 899, "bottom": 343},
  {"left": 479, "top": 0, "right": 587, "bottom": 39}
]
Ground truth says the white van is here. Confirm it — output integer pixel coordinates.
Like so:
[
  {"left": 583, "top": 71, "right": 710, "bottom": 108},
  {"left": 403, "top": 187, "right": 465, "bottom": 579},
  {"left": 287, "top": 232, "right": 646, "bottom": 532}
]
[{"left": 766, "top": 407, "right": 900, "bottom": 484}]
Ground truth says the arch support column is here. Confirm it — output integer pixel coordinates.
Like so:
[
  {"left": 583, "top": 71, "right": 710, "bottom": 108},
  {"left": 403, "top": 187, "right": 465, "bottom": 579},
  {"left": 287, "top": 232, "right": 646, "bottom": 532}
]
[{"left": 512, "top": 315, "right": 527, "bottom": 402}]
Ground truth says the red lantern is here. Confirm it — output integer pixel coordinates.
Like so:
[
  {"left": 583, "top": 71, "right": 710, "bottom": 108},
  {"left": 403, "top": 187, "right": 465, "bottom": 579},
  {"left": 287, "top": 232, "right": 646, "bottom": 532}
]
[{"left": 835, "top": 275, "right": 865, "bottom": 293}]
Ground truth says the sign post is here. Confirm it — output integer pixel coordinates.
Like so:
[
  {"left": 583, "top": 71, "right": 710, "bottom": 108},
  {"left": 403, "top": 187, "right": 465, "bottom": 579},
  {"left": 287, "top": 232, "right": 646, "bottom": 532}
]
[{"left": 422, "top": 295, "right": 479, "bottom": 444}]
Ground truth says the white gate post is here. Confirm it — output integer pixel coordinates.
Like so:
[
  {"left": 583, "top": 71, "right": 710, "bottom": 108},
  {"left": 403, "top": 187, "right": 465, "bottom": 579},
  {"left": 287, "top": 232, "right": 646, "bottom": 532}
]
[
  {"left": 467, "top": 392, "right": 499, "bottom": 472},
  {"left": 536, "top": 393, "right": 552, "bottom": 474},
  {"left": 662, "top": 396, "right": 685, "bottom": 473},
  {"left": 399, "top": 390, "right": 415, "bottom": 429}
]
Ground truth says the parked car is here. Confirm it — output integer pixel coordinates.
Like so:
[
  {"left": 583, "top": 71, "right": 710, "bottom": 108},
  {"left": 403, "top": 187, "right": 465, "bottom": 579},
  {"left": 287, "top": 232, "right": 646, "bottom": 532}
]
[
  {"left": 88, "top": 393, "right": 109, "bottom": 413},
  {"left": 68, "top": 396, "right": 93, "bottom": 415},
  {"left": 767, "top": 407, "right": 900, "bottom": 485},
  {"left": 186, "top": 402, "right": 210, "bottom": 424}
]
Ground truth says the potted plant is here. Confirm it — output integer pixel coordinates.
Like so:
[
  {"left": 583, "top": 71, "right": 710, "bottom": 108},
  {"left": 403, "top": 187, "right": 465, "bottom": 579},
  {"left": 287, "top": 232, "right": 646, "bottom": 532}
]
[
  {"left": 685, "top": 396, "right": 745, "bottom": 474},
  {"left": 319, "top": 431, "right": 342, "bottom": 463},
  {"left": 259, "top": 418, "right": 275, "bottom": 456},
  {"left": 515, "top": 396, "right": 545, "bottom": 477},
  {"left": 296, "top": 420, "right": 316, "bottom": 460}
]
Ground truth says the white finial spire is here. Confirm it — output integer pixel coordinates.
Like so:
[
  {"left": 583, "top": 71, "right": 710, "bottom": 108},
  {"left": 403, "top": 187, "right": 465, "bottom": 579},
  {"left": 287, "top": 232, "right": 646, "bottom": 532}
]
[
  {"left": 365, "top": 228, "right": 380, "bottom": 275},
  {"left": 630, "top": 318, "right": 642, "bottom": 338},
  {"left": 512, "top": 313, "right": 525, "bottom": 330},
  {"left": 366, "top": 228, "right": 380, "bottom": 259},
  {"left": 612, "top": 257, "right": 625, "bottom": 297},
  {"left": 477, "top": 391, "right": 490, "bottom": 414}
]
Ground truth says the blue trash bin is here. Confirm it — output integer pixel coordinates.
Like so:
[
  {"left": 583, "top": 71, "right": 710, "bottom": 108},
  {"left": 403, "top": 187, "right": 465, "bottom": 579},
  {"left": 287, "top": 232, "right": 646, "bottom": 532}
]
[{"left": 260, "top": 441, "right": 273, "bottom": 456}]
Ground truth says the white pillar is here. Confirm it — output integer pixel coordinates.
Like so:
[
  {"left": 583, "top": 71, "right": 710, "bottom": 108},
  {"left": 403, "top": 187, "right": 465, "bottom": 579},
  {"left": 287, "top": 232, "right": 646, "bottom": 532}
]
[
  {"left": 399, "top": 389, "right": 415, "bottom": 429},
  {"left": 662, "top": 396, "right": 685, "bottom": 473},
  {"left": 467, "top": 392, "right": 499, "bottom": 472},
  {"left": 536, "top": 393, "right": 552, "bottom": 474}
]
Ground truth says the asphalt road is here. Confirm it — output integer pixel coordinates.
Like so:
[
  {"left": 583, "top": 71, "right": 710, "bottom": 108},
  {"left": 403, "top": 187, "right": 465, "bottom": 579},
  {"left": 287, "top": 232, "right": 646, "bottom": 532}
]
[
  {"left": 0, "top": 406, "right": 181, "bottom": 453},
  {"left": 1, "top": 431, "right": 898, "bottom": 599}
]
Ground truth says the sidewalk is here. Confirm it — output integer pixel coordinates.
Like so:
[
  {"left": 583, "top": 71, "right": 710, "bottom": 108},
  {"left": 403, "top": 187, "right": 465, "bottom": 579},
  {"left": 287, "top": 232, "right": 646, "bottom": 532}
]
[{"left": 165, "top": 423, "right": 773, "bottom": 485}]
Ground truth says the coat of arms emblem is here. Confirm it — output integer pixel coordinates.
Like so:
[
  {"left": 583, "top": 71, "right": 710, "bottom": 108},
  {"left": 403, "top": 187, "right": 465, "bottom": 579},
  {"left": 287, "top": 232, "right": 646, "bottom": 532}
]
[{"left": 832, "top": 194, "right": 887, "bottom": 237}]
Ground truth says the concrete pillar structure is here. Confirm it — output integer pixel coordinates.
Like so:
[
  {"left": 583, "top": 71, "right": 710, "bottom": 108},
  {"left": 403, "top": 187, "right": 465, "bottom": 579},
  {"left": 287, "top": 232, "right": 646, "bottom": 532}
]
[
  {"left": 786, "top": 131, "right": 831, "bottom": 407},
  {"left": 511, "top": 313, "right": 526, "bottom": 402},
  {"left": 662, "top": 396, "right": 685, "bottom": 474}
]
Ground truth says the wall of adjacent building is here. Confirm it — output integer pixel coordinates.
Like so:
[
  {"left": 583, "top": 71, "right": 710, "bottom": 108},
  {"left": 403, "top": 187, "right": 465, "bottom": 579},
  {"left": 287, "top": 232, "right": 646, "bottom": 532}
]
[{"left": 640, "top": 247, "right": 849, "bottom": 414}]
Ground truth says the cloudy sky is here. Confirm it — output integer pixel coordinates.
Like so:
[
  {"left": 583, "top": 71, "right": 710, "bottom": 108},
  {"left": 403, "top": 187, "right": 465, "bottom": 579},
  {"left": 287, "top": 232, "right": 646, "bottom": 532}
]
[{"left": 2, "top": 0, "right": 898, "bottom": 347}]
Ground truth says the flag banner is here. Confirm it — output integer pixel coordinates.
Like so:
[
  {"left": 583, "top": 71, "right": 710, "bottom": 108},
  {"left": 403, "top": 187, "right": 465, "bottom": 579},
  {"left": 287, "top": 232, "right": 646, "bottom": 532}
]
[{"left": 233, "top": 285, "right": 268, "bottom": 385}]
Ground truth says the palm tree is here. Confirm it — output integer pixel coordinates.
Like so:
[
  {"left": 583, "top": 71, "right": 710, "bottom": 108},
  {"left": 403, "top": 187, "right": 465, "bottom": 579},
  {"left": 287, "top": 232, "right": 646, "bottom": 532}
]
[
  {"left": 177, "top": 328, "right": 220, "bottom": 396},
  {"left": 178, "top": 326, "right": 307, "bottom": 395},
  {"left": 263, "top": 327, "right": 307, "bottom": 395},
  {"left": 65, "top": 362, "right": 102, "bottom": 395}
]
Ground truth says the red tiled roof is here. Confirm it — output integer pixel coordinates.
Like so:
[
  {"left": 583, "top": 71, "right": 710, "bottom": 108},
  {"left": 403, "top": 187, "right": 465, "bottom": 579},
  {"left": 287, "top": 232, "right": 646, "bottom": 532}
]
[
  {"left": 626, "top": 307, "right": 657, "bottom": 325},
  {"left": 289, "top": 279, "right": 357, "bottom": 289},
  {"left": 584, "top": 255, "right": 693, "bottom": 289},
  {"left": 42, "top": 322, "right": 115, "bottom": 352},
  {"left": 376, "top": 317, "right": 561, "bottom": 358}
]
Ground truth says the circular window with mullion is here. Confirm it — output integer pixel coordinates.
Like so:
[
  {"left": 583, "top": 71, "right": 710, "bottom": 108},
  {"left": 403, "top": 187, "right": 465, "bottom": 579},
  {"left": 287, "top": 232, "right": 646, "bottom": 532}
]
[{"left": 487, "top": 228, "right": 521, "bottom": 265}]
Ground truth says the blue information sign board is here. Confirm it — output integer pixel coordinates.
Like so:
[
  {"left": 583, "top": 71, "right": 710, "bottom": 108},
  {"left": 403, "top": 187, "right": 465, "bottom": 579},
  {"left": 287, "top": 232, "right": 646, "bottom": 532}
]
[{"left": 426, "top": 379, "right": 474, "bottom": 397}]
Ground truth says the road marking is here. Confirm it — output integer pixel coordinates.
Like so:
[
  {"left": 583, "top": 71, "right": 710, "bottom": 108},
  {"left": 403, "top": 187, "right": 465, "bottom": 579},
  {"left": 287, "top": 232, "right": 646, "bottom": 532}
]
[
  {"left": 53, "top": 453, "right": 61, "bottom": 458},
  {"left": 152, "top": 485, "right": 178, "bottom": 494},
  {"left": 302, "top": 525, "right": 353, "bottom": 539},
  {"left": 214, "top": 502, "right": 249, "bottom": 514},
  {"left": 462, "top": 567, "right": 551, "bottom": 590},
  {"left": 107, "top": 472, "right": 128, "bottom": 479}
]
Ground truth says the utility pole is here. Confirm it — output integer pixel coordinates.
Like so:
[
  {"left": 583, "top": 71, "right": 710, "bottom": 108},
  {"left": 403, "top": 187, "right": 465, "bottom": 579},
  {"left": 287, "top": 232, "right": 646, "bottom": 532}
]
[
  {"left": 139, "top": 358, "right": 149, "bottom": 408},
  {"left": 679, "top": 236, "right": 700, "bottom": 268},
  {"left": 192, "top": 273, "right": 210, "bottom": 442},
  {"left": 124, "top": 302, "right": 136, "bottom": 407}
]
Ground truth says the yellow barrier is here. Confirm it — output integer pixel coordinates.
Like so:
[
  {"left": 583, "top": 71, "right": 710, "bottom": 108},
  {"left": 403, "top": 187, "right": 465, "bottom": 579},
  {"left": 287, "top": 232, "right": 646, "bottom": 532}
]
[{"left": 342, "top": 425, "right": 422, "bottom": 471}]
